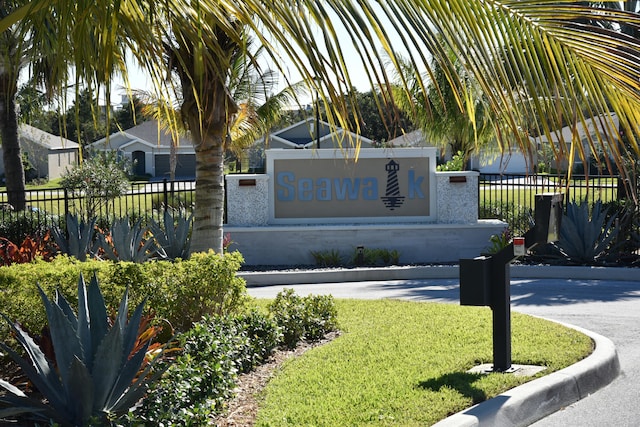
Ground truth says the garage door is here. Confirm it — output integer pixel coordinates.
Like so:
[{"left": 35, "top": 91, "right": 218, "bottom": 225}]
[{"left": 154, "top": 154, "right": 196, "bottom": 178}]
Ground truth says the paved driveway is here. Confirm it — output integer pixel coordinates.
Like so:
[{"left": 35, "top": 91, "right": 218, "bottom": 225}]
[{"left": 248, "top": 277, "right": 640, "bottom": 426}]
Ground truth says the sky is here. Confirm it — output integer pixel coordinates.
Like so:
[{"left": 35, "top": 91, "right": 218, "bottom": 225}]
[{"left": 112, "top": 5, "right": 419, "bottom": 109}]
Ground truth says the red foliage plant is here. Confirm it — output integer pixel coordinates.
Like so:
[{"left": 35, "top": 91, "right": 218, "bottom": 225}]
[{"left": 0, "top": 232, "right": 57, "bottom": 266}]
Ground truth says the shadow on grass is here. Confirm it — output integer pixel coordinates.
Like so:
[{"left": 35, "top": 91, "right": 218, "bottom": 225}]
[{"left": 417, "top": 372, "right": 488, "bottom": 405}]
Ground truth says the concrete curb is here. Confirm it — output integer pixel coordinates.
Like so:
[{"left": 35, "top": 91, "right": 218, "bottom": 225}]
[
  {"left": 431, "top": 324, "right": 620, "bottom": 427},
  {"left": 239, "top": 265, "right": 640, "bottom": 286}
]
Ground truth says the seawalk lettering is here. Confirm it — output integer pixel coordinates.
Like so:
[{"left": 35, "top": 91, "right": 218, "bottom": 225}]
[{"left": 276, "top": 160, "right": 425, "bottom": 210}]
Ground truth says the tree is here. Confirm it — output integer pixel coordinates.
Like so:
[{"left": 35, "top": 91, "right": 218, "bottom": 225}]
[
  {"left": 3, "top": 0, "right": 640, "bottom": 251},
  {"left": 228, "top": 45, "right": 305, "bottom": 152},
  {"left": 113, "top": 96, "right": 148, "bottom": 132},
  {"left": 0, "top": 0, "right": 73, "bottom": 209},
  {"left": 0, "top": 1, "right": 28, "bottom": 210},
  {"left": 226, "top": 41, "right": 307, "bottom": 168},
  {"left": 391, "top": 42, "right": 498, "bottom": 169},
  {"left": 59, "top": 150, "right": 131, "bottom": 221},
  {"left": 352, "top": 90, "right": 416, "bottom": 146}
]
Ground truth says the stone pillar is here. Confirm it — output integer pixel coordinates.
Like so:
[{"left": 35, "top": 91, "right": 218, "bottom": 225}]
[
  {"left": 225, "top": 174, "right": 270, "bottom": 226},
  {"left": 436, "top": 171, "right": 479, "bottom": 224}
]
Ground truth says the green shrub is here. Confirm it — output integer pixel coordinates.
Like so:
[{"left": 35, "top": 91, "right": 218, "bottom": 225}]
[
  {"left": 150, "top": 192, "right": 194, "bottom": 211},
  {"left": 0, "top": 251, "right": 248, "bottom": 339},
  {"left": 138, "top": 312, "right": 280, "bottom": 425},
  {"left": 349, "top": 247, "right": 400, "bottom": 266},
  {"left": 311, "top": 247, "right": 400, "bottom": 267},
  {"left": 141, "top": 251, "right": 249, "bottom": 331},
  {"left": 310, "top": 249, "right": 344, "bottom": 267},
  {"left": 238, "top": 310, "right": 282, "bottom": 370},
  {"left": 268, "top": 289, "right": 338, "bottom": 349},
  {"left": 0, "top": 212, "right": 57, "bottom": 244},
  {"left": 487, "top": 228, "right": 511, "bottom": 254},
  {"left": 0, "top": 257, "right": 123, "bottom": 338},
  {"left": 479, "top": 201, "right": 534, "bottom": 237},
  {"left": 436, "top": 150, "right": 465, "bottom": 171}
]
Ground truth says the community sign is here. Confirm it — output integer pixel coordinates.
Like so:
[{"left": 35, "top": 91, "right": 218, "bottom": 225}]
[{"left": 267, "top": 148, "right": 437, "bottom": 224}]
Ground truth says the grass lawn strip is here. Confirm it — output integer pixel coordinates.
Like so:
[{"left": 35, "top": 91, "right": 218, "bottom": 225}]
[{"left": 255, "top": 299, "right": 592, "bottom": 426}]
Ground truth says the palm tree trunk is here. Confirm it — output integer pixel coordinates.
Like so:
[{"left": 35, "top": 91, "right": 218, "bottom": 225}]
[
  {"left": 0, "top": 74, "right": 26, "bottom": 211},
  {"left": 191, "top": 130, "right": 226, "bottom": 254}
]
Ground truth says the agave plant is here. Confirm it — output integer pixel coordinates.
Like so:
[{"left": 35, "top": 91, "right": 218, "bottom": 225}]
[
  {"left": 554, "top": 201, "right": 619, "bottom": 264},
  {"left": 149, "top": 209, "right": 193, "bottom": 260},
  {"left": 51, "top": 213, "right": 97, "bottom": 261},
  {"left": 97, "top": 216, "right": 165, "bottom": 262},
  {"left": 0, "top": 274, "right": 164, "bottom": 426}
]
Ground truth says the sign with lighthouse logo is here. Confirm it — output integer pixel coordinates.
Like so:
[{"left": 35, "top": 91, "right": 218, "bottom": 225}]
[{"left": 268, "top": 148, "right": 436, "bottom": 223}]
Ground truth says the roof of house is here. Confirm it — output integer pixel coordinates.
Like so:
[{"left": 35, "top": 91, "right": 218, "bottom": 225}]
[
  {"left": 268, "top": 117, "right": 375, "bottom": 148},
  {"left": 90, "top": 120, "right": 194, "bottom": 150},
  {"left": 19, "top": 124, "right": 79, "bottom": 150},
  {"left": 386, "top": 130, "right": 426, "bottom": 147},
  {"left": 533, "top": 112, "right": 620, "bottom": 145}
]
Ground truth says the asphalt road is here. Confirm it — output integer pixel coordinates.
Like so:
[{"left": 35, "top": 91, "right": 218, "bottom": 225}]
[{"left": 248, "top": 277, "right": 640, "bottom": 426}]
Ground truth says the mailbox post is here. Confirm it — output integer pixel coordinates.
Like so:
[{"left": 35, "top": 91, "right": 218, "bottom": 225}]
[{"left": 460, "top": 193, "right": 563, "bottom": 372}]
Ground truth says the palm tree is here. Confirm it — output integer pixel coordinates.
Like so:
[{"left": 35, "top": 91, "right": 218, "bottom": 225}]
[
  {"left": 227, "top": 42, "right": 307, "bottom": 159},
  {"left": 0, "top": 1, "right": 33, "bottom": 210},
  {"left": 391, "top": 44, "right": 498, "bottom": 169},
  {"left": 3, "top": 0, "right": 640, "bottom": 251}
]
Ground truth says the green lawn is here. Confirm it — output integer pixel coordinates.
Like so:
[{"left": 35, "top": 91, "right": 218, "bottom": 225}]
[{"left": 255, "top": 299, "right": 592, "bottom": 426}]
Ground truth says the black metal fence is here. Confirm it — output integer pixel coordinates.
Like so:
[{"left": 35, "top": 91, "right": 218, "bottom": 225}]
[
  {"left": 478, "top": 173, "right": 637, "bottom": 235},
  {"left": 0, "top": 180, "right": 194, "bottom": 241},
  {"left": 1, "top": 174, "right": 637, "bottom": 242}
]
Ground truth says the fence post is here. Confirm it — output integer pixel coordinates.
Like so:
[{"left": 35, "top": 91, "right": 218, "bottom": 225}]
[
  {"left": 163, "top": 179, "right": 168, "bottom": 213},
  {"left": 64, "top": 188, "right": 69, "bottom": 220}
]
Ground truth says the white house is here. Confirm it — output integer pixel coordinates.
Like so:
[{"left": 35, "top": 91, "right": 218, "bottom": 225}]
[
  {"left": 468, "top": 147, "right": 536, "bottom": 175},
  {"left": 387, "top": 130, "right": 535, "bottom": 174},
  {"left": 0, "top": 124, "right": 79, "bottom": 180},
  {"left": 531, "top": 112, "right": 621, "bottom": 173}
]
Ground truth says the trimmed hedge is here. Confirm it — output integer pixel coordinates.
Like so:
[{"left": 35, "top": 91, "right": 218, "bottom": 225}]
[{"left": 0, "top": 251, "right": 248, "bottom": 337}]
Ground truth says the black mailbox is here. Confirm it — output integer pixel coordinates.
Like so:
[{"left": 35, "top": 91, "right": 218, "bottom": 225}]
[
  {"left": 534, "top": 193, "right": 563, "bottom": 244},
  {"left": 458, "top": 192, "right": 563, "bottom": 372},
  {"left": 460, "top": 256, "right": 491, "bottom": 306}
]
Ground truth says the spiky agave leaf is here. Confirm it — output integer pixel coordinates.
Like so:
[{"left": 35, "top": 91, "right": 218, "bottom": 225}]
[
  {"left": 0, "top": 320, "right": 70, "bottom": 421},
  {"left": 98, "top": 217, "right": 163, "bottom": 262},
  {"left": 52, "top": 214, "right": 97, "bottom": 262},
  {"left": 37, "top": 285, "right": 84, "bottom": 391},
  {"left": 1, "top": 274, "right": 166, "bottom": 425},
  {"left": 149, "top": 209, "right": 193, "bottom": 260},
  {"left": 556, "top": 201, "right": 620, "bottom": 263},
  {"left": 0, "top": 378, "right": 51, "bottom": 422}
]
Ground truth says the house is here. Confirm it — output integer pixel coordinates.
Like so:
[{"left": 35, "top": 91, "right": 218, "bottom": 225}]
[
  {"left": 89, "top": 120, "right": 196, "bottom": 179},
  {"left": 91, "top": 118, "right": 376, "bottom": 178},
  {"left": 265, "top": 117, "right": 375, "bottom": 149},
  {"left": 387, "top": 129, "right": 536, "bottom": 174},
  {"left": 0, "top": 124, "right": 79, "bottom": 180},
  {"left": 245, "top": 118, "right": 375, "bottom": 171},
  {"left": 469, "top": 147, "right": 536, "bottom": 175},
  {"left": 385, "top": 129, "right": 426, "bottom": 147},
  {"left": 531, "top": 112, "right": 621, "bottom": 173}
]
